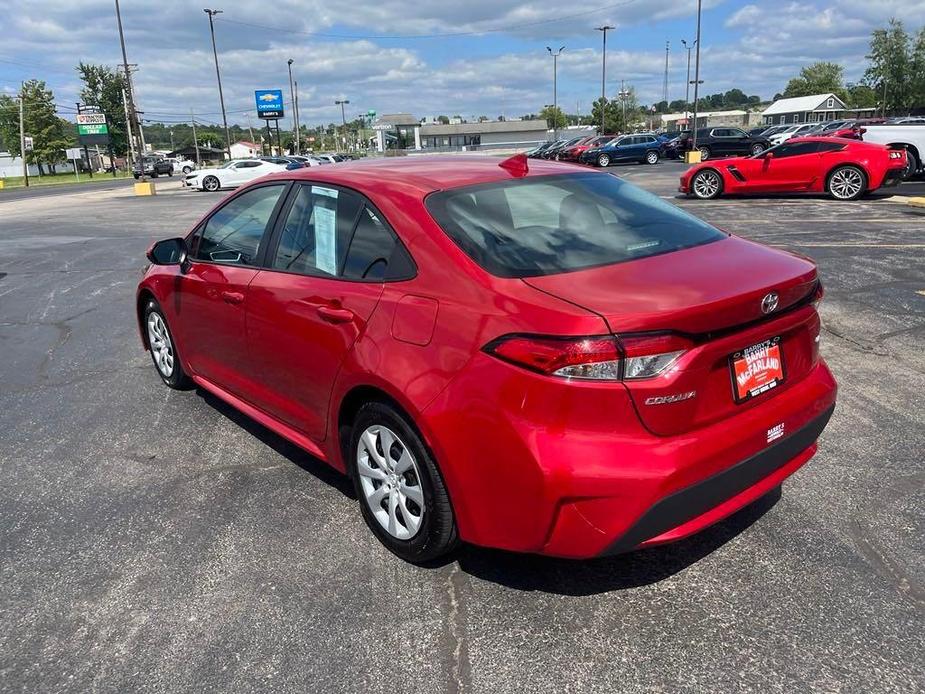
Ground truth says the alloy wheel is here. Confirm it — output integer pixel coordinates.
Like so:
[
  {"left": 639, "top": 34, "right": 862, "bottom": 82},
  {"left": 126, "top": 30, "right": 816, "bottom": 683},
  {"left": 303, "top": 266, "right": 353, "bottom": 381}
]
[
  {"left": 693, "top": 170, "right": 721, "bottom": 198},
  {"left": 751, "top": 144, "right": 765, "bottom": 155},
  {"left": 204, "top": 176, "right": 219, "bottom": 192},
  {"left": 698, "top": 146, "right": 710, "bottom": 161},
  {"left": 828, "top": 167, "right": 863, "bottom": 200},
  {"left": 146, "top": 312, "right": 174, "bottom": 378},
  {"left": 598, "top": 154, "right": 610, "bottom": 167},
  {"left": 646, "top": 151, "right": 659, "bottom": 164},
  {"left": 356, "top": 425, "right": 425, "bottom": 540}
]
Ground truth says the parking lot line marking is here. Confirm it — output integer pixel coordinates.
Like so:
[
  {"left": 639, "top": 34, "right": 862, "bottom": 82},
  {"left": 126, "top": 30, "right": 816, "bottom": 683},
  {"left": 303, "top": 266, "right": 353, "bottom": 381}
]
[{"left": 917, "top": 290, "right": 925, "bottom": 297}]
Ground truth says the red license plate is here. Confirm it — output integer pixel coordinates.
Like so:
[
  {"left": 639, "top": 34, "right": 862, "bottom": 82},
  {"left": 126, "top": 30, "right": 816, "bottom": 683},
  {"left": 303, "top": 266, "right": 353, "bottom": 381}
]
[{"left": 730, "top": 337, "right": 785, "bottom": 403}]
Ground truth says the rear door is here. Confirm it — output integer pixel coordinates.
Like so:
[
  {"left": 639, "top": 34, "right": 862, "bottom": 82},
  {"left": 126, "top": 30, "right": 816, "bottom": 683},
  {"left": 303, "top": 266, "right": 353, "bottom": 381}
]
[
  {"left": 176, "top": 182, "right": 289, "bottom": 399},
  {"left": 245, "top": 182, "right": 412, "bottom": 441}
]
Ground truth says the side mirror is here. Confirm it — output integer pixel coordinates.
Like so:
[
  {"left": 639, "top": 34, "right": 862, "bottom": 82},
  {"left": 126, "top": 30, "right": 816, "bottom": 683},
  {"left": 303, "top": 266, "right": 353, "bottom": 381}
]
[
  {"left": 764, "top": 151, "right": 774, "bottom": 159},
  {"left": 146, "top": 237, "right": 189, "bottom": 267}
]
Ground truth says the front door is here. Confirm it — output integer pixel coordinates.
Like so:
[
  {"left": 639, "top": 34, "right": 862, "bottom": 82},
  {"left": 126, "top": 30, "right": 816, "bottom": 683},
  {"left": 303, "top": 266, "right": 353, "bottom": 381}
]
[
  {"left": 246, "top": 183, "right": 403, "bottom": 441},
  {"left": 175, "top": 182, "right": 288, "bottom": 399},
  {"left": 750, "top": 141, "right": 823, "bottom": 191}
]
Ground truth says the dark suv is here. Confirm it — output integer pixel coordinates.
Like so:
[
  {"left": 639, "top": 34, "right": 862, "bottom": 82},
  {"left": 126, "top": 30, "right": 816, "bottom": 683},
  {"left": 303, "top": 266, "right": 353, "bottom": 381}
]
[
  {"left": 678, "top": 127, "right": 770, "bottom": 161},
  {"left": 133, "top": 157, "right": 173, "bottom": 179}
]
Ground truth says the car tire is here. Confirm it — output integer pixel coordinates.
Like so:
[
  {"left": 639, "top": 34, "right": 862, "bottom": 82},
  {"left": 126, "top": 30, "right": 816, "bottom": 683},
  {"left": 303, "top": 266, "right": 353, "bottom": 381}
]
[
  {"left": 901, "top": 149, "right": 918, "bottom": 180},
  {"left": 182, "top": 166, "right": 192, "bottom": 174},
  {"left": 698, "top": 146, "right": 711, "bottom": 161},
  {"left": 597, "top": 153, "right": 611, "bottom": 167},
  {"left": 203, "top": 175, "right": 220, "bottom": 192},
  {"left": 751, "top": 143, "right": 765, "bottom": 156},
  {"left": 133, "top": 174, "right": 140, "bottom": 180},
  {"left": 826, "top": 165, "right": 866, "bottom": 201},
  {"left": 348, "top": 401, "right": 459, "bottom": 563},
  {"left": 143, "top": 299, "right": 192, "bottom": 390},
  {"left": 690, "top": 168, "right": 723, "bottom": 199},
  {"left": 167, "top": 170, "right": 173, "bottom": 177},
  {"left": 645, "top": 150, "right": 660, "bottom": 165}
]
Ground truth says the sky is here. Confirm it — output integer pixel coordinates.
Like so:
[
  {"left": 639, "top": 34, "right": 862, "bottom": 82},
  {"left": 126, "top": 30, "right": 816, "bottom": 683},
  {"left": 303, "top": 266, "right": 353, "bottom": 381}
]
[{"left": 1, "top": 0, "right": 923, "bottom": 130}]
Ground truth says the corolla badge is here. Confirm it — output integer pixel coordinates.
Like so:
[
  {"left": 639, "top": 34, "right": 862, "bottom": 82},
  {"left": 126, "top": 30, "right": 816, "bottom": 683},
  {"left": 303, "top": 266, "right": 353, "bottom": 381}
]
[{"left": 761, "top": 292, "right": 779, "bottom": 314}]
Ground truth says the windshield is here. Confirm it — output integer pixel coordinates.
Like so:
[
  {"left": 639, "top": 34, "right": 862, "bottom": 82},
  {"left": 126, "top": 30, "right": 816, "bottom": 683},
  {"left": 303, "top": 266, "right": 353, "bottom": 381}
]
[{"left": 426, "top": 172, "right": 725, "bottom": 278}]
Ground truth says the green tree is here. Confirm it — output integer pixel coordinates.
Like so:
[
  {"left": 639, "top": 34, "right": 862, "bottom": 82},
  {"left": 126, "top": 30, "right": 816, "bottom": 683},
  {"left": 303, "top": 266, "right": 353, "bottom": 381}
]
[
  {"left": 865, "top": 19, "right": 913, "bottom": 113},
  {"left": 0, "top": 80, "right": 69, "bottom": 175},
  {"left": 723, "top": 88, "right": 748, "bottom": 106},
  {"left": 540, "top": 105, "right": 567, "bottom": 130},
  {"left": 847, "top": 83, "right": 878, "bottom": 108},
  {"left": 913, "top": 27, "right": 925, "bottom": 108},
  {"left": 668, "top": 99, "right": 687, "bottom": 112},
  {"left": 76, "top": 63, "right": 130, "bottom": 156},
  {"left": 437, "top": 115, "right": 449, "bottom": 124},
  {"left": 783, "top": 62, "right": 847, "bottom": 101}
]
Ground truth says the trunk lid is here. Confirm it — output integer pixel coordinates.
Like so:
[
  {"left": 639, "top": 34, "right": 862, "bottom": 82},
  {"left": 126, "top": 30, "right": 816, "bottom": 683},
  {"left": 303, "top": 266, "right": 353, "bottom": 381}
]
[{"left": 523, "top": 236, "right": 820, "bottom": 435}]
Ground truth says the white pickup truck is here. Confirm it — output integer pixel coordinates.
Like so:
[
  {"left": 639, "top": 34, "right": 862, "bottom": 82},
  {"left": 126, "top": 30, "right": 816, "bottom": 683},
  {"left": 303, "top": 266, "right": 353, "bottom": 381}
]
[{"left": 861, "top": 124, "right": 925, "bottom": 179}]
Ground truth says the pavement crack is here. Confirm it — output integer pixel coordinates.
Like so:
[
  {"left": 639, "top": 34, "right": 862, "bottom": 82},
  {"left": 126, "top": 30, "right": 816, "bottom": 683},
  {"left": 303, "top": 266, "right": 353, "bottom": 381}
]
[
  {"left": 442, "top": 563, "right": 472, "bottom": 694},
  {"left": 847, "top": 517, "right": 925, "bottom": 611},
  {"left": 821, "top": 324, "right": 889, "bottom": 356}
]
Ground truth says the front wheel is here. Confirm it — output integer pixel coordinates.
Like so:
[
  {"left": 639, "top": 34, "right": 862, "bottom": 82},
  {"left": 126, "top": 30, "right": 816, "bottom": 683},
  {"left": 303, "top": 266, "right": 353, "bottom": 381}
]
[
  {"left": 690, "top": 169, "right": 723, "bottom": 199},
  {"left": 167, "top": 170, "right": 173, "bottom": 177},
  {"left": 349, "top": 402, "right": 458, "bottom": 563},
  {"left": 645, "top": 150, "right": 660, "bottom": 165},
  {"left": 597, "top": 153, "right": 611, "bottom": 167},
  {"left": 203, "top": 175, "right": 220, "bottom": 192},
  {"left": 826, "top": 165, "right": 866, "bottom": 200},
  {"left": 143, "top": 299, "right": 191, "bottom": 389}
]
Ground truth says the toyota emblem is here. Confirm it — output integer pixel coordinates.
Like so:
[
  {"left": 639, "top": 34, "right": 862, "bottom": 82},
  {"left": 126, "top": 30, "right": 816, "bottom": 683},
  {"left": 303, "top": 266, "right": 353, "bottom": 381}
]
[{"left": 761, "top": 292, "right": 779, "bottom": 314}]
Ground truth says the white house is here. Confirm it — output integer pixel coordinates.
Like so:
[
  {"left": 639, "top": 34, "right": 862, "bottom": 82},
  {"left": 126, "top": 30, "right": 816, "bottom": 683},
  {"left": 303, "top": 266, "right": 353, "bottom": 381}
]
[
  {"left": 229, "top": 140, "right": 260, "bottom": 159},
  {"left": 761, "top": 94, "right": 850, "bottom": 125}
]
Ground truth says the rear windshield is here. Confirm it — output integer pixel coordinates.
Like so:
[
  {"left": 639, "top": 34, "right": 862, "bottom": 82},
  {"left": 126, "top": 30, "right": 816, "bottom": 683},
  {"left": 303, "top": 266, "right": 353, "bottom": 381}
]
[{"left": 425, "top": 172, "right": 725, "bottom": 278}]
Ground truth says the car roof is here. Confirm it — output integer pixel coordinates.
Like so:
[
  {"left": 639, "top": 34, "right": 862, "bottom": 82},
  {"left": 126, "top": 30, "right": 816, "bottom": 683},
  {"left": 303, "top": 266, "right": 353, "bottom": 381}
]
[{"left": 259, "top": 155, "right": 595, "bottom": 195}]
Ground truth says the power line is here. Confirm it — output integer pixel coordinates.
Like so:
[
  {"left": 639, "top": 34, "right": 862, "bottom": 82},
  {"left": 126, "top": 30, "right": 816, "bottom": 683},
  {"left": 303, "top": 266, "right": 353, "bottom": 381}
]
[{"left": 215, "top": 0, "right": 640, "bottom": 40}]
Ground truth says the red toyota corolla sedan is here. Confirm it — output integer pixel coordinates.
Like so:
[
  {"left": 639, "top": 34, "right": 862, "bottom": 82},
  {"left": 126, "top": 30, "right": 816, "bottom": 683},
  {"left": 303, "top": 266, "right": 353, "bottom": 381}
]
[
  {"left": 137, "top": 155, "right": 837, "bottom": 562},
  {"left": 680, "top": 137, "right": 907, "bottom": 201}
]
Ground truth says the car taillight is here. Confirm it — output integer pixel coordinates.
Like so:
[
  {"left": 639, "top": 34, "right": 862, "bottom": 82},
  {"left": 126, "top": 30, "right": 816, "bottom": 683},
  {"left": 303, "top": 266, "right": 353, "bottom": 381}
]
[
  {"left": 889, "top": 150, "right": 904, "bottom": 159},
  {"left": 483, "top": 332, "right": 690, "bottom": 381}
]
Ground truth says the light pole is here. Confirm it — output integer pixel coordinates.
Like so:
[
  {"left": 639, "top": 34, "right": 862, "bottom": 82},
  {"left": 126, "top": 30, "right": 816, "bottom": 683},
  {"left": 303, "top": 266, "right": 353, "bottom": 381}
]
[
  {"left": 691, "top": 0, "right": 703, "bottom": 155},
  {"left": 204, "top": 9, "right": 231, "bottom": 160},
  {"left": 663, "top": 41, "right": 670, "bottom": 104},
  {"left": 115, "top": 0, "right": 142, "bottom": 177},
  {"left": 335, "top": 99, "right": 350, "bottom": 151},
  {"left": 681, "top": 39, "right": 696, "bottom": 119},
  {"left": 546, "top": 46, "right": 564, "bottom": 139},
  {"left": 595, "top": 27, "right": 614, "bottom": 134},
  {"left": 619, "top": 81, "right": 630, "bottom": 131},
  {"left": 287, "top": 59, "right": 299, "bottom": 154}
]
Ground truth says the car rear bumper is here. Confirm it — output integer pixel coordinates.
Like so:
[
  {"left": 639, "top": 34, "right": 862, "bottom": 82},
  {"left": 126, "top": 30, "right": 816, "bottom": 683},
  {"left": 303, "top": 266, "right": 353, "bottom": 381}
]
[
  {"left": 421, "top": 354, "right": 837, "bottom": 559},
  {"left": 881, "top": 167, "right": 905, "bottom": 187}
]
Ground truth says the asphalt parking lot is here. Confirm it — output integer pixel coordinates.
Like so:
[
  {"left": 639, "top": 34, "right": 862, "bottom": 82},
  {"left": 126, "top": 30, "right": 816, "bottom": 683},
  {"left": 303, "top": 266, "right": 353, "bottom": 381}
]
[{"left": 1, "top": 162, "right": 923, "bottom": 693}]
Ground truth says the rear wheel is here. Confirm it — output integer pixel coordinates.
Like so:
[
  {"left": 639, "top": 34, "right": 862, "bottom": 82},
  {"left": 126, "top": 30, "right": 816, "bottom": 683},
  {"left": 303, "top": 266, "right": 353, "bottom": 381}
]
[
  {"left": 826, "top": 165, "right": 866, "bottom": 200},
  {"left": 349, "top": 402, "right": 458, "bottom": 563},
  {"left": 644, "top": 150, "right": 660, "bottom": 165},
  {"left": 750, "top": 143, "right": 765, "bottom": 156},
  {"left": 203, "top": 175, "right": 220, "bottom": 192},
  {"left": 698, "top": 146, "right": 711, "bottom": 161},
  {"left": 597, "top": 153, "right": 611, "bottom": 167},
  {"left": 167, "top": 170, "right": 173, "bottom": 177},
  {"left": 182, "top": 166, "right": 193, "bottom": 174},
  {"left": 690, "top": 169, "right": 723, "bottom": 199},
  {"left": 901, "top": 149, "right": 919, "bottom": 180}
]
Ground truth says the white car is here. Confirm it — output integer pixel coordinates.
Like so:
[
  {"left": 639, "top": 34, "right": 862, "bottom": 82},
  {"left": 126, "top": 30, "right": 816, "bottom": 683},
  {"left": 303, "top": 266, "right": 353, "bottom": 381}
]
[
  {"left": 182, "top": 159, "right": 287, "bottom": 192},
  {"left": 163, "top": 157, "right": 196, "bottom": 174},
  {"left": 861, "top": 123, "right": 925, "bottom": 178},
  {"left": 768, "top": 123, "right": 817, "bottom": 146}
]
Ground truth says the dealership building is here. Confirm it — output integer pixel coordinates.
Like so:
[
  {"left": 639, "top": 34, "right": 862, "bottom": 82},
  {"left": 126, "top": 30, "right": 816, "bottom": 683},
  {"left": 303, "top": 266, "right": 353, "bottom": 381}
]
[{"left": 371, "top": 115, "right": 550, "bottom": 152}]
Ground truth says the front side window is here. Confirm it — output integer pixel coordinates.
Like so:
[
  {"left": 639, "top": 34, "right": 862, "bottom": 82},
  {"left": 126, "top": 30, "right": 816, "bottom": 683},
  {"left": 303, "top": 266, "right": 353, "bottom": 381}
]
[
  {"left": 768, "top": 142, "right": 819, "bottom": 158},
  {"left": 426, "top": 172, "right": 724, "bottom": 278},
  {"left": 195, "top": 184, "right": 285, "bottom": 265}
]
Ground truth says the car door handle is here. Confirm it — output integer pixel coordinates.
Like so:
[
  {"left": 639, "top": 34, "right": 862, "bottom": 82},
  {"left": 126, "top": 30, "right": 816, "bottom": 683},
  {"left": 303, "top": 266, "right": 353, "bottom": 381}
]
[
  {"left": 317, "top": 306, "right": 354, "bottom": 324},
  {"left": 221, "top": 291, "right": 245, "bottom": 305}
]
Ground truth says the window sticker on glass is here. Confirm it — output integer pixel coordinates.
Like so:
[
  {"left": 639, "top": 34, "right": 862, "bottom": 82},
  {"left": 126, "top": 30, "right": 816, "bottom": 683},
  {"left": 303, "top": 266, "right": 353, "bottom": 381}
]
[{"left": 314, "top": 203, "right": 338, "bottom": 275}]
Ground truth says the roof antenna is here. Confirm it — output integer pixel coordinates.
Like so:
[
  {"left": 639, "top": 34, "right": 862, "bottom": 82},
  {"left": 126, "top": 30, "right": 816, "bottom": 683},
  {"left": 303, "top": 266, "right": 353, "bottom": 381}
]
[{"left": 499, "top": 152, "right": 529, "bottom": 177}]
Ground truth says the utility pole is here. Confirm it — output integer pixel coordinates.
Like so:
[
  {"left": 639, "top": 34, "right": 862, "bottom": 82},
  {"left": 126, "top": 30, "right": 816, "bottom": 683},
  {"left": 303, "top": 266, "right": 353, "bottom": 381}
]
[
  {"left": 115, "top": 0, "right": 144, "bottom": 180},
  {"left": 122, "top": 88, "right": 136, "bottom": 167},
  {"left": 244, "top": 112, "right": 256, "bottom": 147},
  {"left": 190, "top": 110, "right": 200, "bottom": 166},
  {"left": 691, "top": 0, "right": 703, "bottom": 152},
  {"left": 663, "top": 41, "right": 670, "bottom": 103},
  {"left": 595, "top": 26, "right": 614, "bottom": 133},
  {"left": 546, "top": 46, "right": 564, "bottom": 139},
  {"left": 681, "top": 39, "right": 695, "bottom": 121},
  {"left": 335, "top": 99, "right": 350, "bottom": 151},
  {"left": 204, "top": 9, "right": 232, "bottom": 159},
  {"left": 287, "top": 59, "right": 299, "bottom": 154},
  {"left": 18, "top": 83, "right": 28, "bottom": 187},
  {"left": 294, "top": 80, "right": 301, "bottom": 153},
  {"left": 169, "top": 127, "right": 174, "bottom": 152}
]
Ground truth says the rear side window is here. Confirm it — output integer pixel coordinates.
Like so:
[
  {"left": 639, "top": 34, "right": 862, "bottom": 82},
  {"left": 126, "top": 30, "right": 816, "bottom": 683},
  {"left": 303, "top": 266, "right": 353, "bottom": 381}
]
[
  {"left": 426, "top": 172, "right": 724, "bottom": 278},
  {"left": 195, "top": 184, "right": 285, "bottom": 265}
]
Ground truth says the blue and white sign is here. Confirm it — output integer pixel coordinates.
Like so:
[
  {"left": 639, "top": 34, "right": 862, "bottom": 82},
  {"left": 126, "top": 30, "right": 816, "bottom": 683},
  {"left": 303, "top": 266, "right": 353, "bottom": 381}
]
[{"left": 255, "top": 89, "right": 284, "bottom": 119}]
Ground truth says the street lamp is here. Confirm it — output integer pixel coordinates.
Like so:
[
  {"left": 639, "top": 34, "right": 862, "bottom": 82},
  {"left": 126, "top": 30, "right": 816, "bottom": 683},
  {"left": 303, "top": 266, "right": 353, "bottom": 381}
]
[
  {"left": 681, "top": 39, "right": 696, "bottom": 119},
  {"left": 335, "top": 99, "right": 350, "bottom": 152},
  {"left": 690, "top": 0, "right": 704, "bottom": 155},
  {"left": 546, "top": 46, "right": 565, "bottom": 139},
  {"left": 595, "top": 27, "right": 614, "bottom": 134},
  {"left": 204, "top": 8, "right": 231, "bottom": 160},
  {"left": 287, "top": 59, "right": 299, "bottom": 155}
]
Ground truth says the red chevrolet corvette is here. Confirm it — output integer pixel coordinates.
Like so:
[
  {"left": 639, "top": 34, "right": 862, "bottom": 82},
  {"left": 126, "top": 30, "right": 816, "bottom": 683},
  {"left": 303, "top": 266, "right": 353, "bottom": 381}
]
[
  {"left": 138, "top": 155, "right": 836, "bottom": 562},
  {"left": 681, "top": 137, "right": 907, "bottom": 201}
]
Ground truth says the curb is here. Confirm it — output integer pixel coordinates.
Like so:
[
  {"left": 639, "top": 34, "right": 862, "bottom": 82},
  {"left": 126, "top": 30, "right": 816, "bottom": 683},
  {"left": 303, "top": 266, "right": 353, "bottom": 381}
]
[{"left": 908, "top": 197, "right": 925, "bottom": 208}]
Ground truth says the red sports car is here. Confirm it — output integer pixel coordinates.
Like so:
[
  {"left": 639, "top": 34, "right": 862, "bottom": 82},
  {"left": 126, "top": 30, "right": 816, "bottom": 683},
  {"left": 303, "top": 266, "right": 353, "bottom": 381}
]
[
  {"left": 138, "top": 154, "right": 837, "bottom": 562},
  {"left": 681, "top": 137, "right": 907, "bottom": 201}
]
